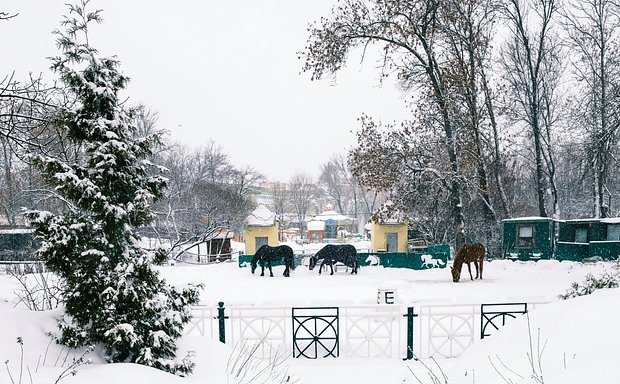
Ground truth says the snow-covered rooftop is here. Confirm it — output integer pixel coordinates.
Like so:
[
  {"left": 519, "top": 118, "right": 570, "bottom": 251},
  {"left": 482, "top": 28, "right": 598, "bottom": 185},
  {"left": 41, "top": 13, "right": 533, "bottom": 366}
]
[
  {"left": 501, "top": 216, "right": 554, "bottom": 222},
  {"left": 308, "top": 203, "right": 355, "bottom": 223},
  {"left": 245, "top": 205, "right": 275, "bottom": 226},
  {"left": 601, "top": 217, "right": 620, "bottom": 224},
  {"left": 307, "top": 220, "right": 325, "bottom": 231},
  {"left": 0, "top": 227, "right": 34, "bottom": 234}
]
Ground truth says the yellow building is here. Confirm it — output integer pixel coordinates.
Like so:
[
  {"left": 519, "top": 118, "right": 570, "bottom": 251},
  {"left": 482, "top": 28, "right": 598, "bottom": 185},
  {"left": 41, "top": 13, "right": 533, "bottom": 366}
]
[
  {"left": 369, "top": 203, "right": 408, "bottom": 252},
  {"left": 244, "top": 205, "right": 279, "bottom": 255}
]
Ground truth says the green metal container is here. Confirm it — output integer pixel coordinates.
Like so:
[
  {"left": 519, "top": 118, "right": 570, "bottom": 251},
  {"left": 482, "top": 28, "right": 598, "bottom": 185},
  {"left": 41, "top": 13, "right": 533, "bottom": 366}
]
[{"left": 502, "top": 218, "right": 554, "bottom": 260}]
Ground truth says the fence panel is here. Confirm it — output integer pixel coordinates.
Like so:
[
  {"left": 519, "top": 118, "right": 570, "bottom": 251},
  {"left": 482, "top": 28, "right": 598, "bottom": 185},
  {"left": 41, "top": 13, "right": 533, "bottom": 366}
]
[{"left": 187, "top": 301, "right": 546, "bottom": 360}]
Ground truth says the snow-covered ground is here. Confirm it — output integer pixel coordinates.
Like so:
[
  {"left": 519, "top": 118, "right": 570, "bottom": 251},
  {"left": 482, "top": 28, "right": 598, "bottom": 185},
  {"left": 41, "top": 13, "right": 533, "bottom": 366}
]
[{"left": 0, "top": 246, "right": 618, "bottom": 383}]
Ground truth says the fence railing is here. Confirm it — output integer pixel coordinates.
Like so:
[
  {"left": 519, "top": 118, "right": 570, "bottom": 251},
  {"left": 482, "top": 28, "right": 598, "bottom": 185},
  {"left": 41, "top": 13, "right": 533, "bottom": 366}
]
[
  {"left": 0, "top": 260, "right": 46, "bottom": 275},
  {"left": 187, "top": 301, "right": 548, "bottom": 360}
]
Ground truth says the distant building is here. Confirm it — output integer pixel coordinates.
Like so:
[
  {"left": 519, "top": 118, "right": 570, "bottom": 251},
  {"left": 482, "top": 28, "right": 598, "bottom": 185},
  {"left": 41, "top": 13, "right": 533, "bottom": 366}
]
[
  {"left": 0, "top": 226, "right": 37, "bottom": 261},
  {"left": 305, "top": 204, "right": 357, "bottom": 243},
  {"left": 369, "top": 202, "right": 408, "bottom": 253}
]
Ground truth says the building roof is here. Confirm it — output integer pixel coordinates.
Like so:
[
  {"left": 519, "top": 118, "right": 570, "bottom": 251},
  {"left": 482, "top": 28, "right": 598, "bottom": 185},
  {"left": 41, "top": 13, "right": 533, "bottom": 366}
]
[
  {"left": 0, "top": 226, "right": 34, "bottom": 235},
  {"left": 307, "top": 220, "right": 325, "bottom": 231},
  {"left": 246, "top": 205, "right": 276, "bottom": 226},
  {"left": 204, "top": 227, "right": 234, "bottom": 240},
  {"left": 601, "top": 218, "right": 620, "bottom": 224},
  {"left": 308, "top": 203, "right": 355, "bottom": 224}
]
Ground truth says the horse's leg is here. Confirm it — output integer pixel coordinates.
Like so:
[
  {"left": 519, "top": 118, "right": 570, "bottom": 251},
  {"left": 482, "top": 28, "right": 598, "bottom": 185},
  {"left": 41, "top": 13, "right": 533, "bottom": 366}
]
[
  {"left": 474, "top": 261, "right": 479, "bottom": 279},
  {"left": 260, "top": 260, "right": 265, "bottom": 276},
  {"left": 268, "top": 259, "right": 274, "bottom": 277},
  {"left": 283, "top": 259, "right": 289, "bottom": 277},
  {"left": 466, "top": 262, "right": 474, "bottom": 280},
  {"left": 478, "top": 258, "right": 484, "bottom": 280},
  {"left": 330, "top": 262, "right": 334, "bottom": 275}
]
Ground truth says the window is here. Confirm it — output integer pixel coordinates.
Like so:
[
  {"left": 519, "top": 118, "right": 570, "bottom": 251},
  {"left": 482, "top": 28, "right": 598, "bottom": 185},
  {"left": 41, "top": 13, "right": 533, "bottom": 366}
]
[
  {"left": 386, "top": 233, "right": 398, "bottom": 252},
  {"left": 516, "top": 225, "right": 534, "bottom": 247},
  {"left": 608, "top": 224, "right": 620, "bottom": 241},
  {"left": 574, "top": 227, "right": 588, "bottom": 243},
  {"left": 255, "top": 236, "right": 268, "bottom": 251}
]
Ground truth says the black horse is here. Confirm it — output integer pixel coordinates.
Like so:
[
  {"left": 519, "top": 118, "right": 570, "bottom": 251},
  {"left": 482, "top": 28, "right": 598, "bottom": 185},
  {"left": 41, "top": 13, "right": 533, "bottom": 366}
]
[
  {"left": 309, "top": 244, "right": 358, "bottom": 275},
  {"left": 250, "top": 244, "right": 296, "bottom": 277}
]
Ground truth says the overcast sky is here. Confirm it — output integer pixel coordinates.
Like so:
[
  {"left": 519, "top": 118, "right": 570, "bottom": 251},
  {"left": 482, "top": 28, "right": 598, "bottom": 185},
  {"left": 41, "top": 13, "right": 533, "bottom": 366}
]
[{"left": 1, "top": 0, "right": 410, "bottom": 181}]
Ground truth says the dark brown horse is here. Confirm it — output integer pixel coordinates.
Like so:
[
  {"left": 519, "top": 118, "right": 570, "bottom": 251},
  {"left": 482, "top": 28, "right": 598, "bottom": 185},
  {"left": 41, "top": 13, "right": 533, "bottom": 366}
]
[{"left": 450, "top": 243, "right": 485, "bottom": 282}]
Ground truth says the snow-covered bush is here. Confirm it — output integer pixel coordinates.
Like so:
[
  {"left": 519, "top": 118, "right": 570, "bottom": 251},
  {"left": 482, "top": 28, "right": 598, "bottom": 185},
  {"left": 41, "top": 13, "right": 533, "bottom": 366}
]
[
  {"left": 24, "top": 1, "right": 201, "bottom": 375},
  {"left": 559, "top": 260, "right": 620, "bottom": 299}
]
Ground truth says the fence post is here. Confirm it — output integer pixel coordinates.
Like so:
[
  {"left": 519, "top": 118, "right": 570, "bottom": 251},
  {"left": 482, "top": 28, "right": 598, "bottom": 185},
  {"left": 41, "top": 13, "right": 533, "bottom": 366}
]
[
  {"left": 403, "top": 306, "right": 418, "bottom": 360},
  {"left": 217, "top": 301, "right": 228, "bottom": 343}
]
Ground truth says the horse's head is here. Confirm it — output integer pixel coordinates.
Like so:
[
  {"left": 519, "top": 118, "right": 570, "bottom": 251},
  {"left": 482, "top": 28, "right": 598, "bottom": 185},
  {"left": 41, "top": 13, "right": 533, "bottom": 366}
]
[
  {"left": 250, "top": 256, "right": 258, "bottom": 274},
  {"left": 450, "top": 266, "right": 461, "bottom": 282},
  {"left": 308, "top": 255, "right": 317, "bottom": 270}
]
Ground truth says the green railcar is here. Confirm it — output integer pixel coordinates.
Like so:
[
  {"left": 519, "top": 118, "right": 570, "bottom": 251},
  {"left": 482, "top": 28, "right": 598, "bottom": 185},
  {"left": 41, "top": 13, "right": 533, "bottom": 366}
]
[
  {"left": 502, "top": 217, "right": 555, "bottom": 260},
  {"left": 502, "top": 217, "right": 620, "bottom": 261}
]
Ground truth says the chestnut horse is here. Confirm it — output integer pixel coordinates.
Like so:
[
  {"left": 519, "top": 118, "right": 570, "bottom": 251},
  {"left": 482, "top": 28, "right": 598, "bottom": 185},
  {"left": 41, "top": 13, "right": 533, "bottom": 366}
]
[{"left": 450, "top": 243, "right": 485, "bottom": 282}]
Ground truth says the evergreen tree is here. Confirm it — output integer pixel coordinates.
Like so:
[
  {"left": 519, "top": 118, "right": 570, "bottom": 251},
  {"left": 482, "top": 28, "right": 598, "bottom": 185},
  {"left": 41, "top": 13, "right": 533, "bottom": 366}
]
[{"left": 25, "top": 1, "right": 201, "bottom": 375}]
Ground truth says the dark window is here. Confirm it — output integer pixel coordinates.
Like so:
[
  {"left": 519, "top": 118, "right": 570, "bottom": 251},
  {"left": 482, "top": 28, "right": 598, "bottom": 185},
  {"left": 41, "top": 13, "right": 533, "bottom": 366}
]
[
  {"left": 516, "top": 225, "right": 534, "bottom": 248},
  {"left": 608, "top": 224, "right": 620, "bottom": 241},
  {"left": 574, "top": 227, "right": 588, "bottom": 243}
]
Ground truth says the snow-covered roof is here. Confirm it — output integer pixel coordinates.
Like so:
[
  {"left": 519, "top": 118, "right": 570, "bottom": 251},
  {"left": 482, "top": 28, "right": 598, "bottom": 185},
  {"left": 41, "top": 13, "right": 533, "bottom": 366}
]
[
  {"left": 0, "top": 227, "right": 34, "bottom": 235},
  {"left": 601, "top": 218, "right": 620, "bottom": 224},
  {"left": 501, "top": 216, "right": 554, "bottom": 222},
  {"left": 245, "top": 205, "right": 275, "bottom": 226},
  {"left": 204, "top": 227, "right": 234, "bottom": 240},
  {"left": 307, "top": 220, "right": 325, "bottom": 231},
  {"left": 309, "top": 203, "right": 355, "bottom": 223}
]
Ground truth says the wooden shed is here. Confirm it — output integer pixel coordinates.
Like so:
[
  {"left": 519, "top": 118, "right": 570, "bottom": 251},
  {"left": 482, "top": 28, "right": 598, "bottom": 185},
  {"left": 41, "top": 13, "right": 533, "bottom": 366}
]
[
  {"left": 202, "top": 226, "right": 234, "bottom": 262},
  {"left": 244, "top": 205, "right": 279, "bottom": 255},
  {"left": 502, "top": 217, "right": 555, "bottom": 260}
]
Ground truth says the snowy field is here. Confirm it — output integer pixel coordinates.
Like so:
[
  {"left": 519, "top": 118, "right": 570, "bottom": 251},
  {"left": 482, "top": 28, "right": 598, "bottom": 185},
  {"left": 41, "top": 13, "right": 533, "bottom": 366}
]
[{"left": 0, "top": 247, "right": 618, "bottom": 384}]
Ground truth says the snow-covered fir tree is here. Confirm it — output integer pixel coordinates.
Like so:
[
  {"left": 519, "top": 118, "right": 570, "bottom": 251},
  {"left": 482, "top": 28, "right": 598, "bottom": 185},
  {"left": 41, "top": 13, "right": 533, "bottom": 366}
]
[{"left": 25, "top": 1, "right": 201, "bottom": 375}]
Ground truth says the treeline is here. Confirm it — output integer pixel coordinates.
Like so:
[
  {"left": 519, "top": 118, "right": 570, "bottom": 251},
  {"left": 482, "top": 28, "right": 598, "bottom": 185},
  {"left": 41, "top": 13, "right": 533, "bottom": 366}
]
[
  {"left": 3, "top": 1, "right": 620, "bottom": 258},
  {"left": 301, "top": 0, "right": 620, "bottom": 256}
]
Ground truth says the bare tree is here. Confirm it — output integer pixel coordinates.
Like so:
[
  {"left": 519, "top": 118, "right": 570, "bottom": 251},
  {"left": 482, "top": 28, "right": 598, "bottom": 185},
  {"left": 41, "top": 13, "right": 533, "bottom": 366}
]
[
  {"left": 302, "top": 0, "right": 470, "bottom": 246},
  {"left": 288, "top": 173, "right": 316, "bottom": 238},
  {"left": 498, "top": 0, "right": 563, "bottom": 218},
  {"left": 269, "top": 181, "right": 291, "bottom": 240},
  {"left": 319, "top": 154, "right": 350, "bottom": 214},
  {"left": 562, "top": 0, "right": 620, "bottom": 218}
]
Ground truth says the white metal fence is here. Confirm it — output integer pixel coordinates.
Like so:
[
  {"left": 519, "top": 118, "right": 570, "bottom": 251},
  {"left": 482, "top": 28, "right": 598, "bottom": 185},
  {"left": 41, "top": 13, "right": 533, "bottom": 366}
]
[{"left": 186, "top": 301, "right": 549, "bottom": 360}]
